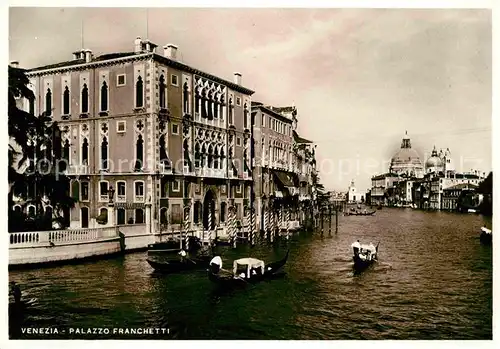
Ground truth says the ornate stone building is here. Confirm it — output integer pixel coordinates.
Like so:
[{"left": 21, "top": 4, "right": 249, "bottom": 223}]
[{"left": 19, "top": 37, "right": 254, "bottom": 232}]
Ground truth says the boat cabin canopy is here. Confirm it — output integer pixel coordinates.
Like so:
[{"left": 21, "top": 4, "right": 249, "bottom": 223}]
[{"left": 233, "top": 258, "right": 265, "bottom": 278}]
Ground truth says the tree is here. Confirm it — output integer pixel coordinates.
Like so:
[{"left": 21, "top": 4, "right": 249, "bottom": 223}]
[{"left": 8, "top": 65, "right": 76, "bottom": 232}]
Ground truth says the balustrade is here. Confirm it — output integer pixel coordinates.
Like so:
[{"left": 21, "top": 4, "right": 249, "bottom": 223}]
[{"left": 9, "top": 227, "right": 119, "bottom": 247}]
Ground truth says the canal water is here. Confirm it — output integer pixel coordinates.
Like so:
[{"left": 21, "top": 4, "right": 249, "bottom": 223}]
[{"left": 9, "top": 208, "right": 492, "bottom": 340}]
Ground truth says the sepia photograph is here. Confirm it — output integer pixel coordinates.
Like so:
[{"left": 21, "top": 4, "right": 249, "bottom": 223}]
[{"left": 5, "top": 3, "right": 494, "bottom": 343}]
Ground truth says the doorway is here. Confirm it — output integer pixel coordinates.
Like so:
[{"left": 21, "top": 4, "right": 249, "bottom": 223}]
[{"left": 203, "top": 189, "right": 216, "bottom": 230}]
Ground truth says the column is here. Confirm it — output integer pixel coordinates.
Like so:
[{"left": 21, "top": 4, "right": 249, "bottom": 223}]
[{"left": 145, "top": 202, "right": 152, "bottom": 234}]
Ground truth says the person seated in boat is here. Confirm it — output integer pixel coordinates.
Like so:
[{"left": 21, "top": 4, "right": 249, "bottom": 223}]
[{"left": 178, "top": 249, "right": 187, "bottom": 262}]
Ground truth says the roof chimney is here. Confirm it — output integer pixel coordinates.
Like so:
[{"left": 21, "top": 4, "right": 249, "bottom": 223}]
[
  {"left": 10, "top": 61, "right": 19, "bottom": 68},
  {"left": 163, "top": 44, "right": 178, "bottom": 60},
  {"left": 72, "top": 49, "right": 85, "bottom": 60},
  {"left": 134, "top": 36, "right": 142, "bottom": 53},
  {"left": 234, "top": 72, "right": 242, "bottom": 85},
  {"left": 84, "top": 49, "right": 93, "bottom": 63}
]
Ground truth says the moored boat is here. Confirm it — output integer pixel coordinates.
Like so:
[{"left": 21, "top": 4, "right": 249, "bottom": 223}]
[
  {"left": 208, "top": 250, "right": 289, "bottom": 289},
  {"left": 480, "top": 226, "right": 492, "bottom": 245},
  {"left": 351, "top": 240, "right": 379, "bottom": 271},
  {"left": 147, "top": 254, "right": 213, "bottom": 273},
  {"left": 345, "top": 210, "right": 376, "bottom": 216}
]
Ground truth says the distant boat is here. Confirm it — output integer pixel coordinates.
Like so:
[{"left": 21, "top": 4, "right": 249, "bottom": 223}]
[
  {"left": 345, "top": 210, "right": 376, "bottom": 216},
  {"left": 480, "top": 226, "right": 492, "bottom": 245},
  {"left": 351, "top": 241, "right": 379, "bottom": 272}
]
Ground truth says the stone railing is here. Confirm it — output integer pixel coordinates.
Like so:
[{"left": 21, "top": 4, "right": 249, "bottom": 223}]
[{"left": 9, "top": 227, "right": 119, "bottom": 248}]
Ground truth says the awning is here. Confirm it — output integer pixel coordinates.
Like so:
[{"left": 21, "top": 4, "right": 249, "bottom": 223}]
[{"left": 273, "top": 171, "right": 295, "bottom": 187}]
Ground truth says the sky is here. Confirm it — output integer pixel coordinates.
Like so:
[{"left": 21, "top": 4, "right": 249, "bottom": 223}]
[{"left": 8, "top": 7, "right": 492, "bottom": 192}]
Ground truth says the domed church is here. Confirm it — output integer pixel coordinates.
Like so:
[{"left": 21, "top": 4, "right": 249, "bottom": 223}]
[
  {"left": 389, "top": 131, "right": 424, "bottom": 178},
  {"left": 425, "top": 146, "right": 455, "bottom": 174}
]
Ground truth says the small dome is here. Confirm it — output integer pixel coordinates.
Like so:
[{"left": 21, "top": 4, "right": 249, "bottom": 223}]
[{"left": 426, "top": 146, "right": 444, "bottom": 169}]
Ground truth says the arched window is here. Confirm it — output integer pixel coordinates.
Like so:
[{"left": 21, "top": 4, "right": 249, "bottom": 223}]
[
  {"left": 100, "top": 81, "right": 108, "bottom": 112},
  {"left": 207, "top": 91, "right": 213, "bottom": 120},
  {"left": 63, "top": 86, "right": 70, "bottom": 115},
  {"left": 183, "top": 82, "right": 189, "bottom": 113},
  {"left": 193, "top": 201, "right": 201, "bottom": 223},
  {"left": 213, "top": 94, "right": 219, "bottom": 119},
  {"left": 101, "top": 136, "right": 108, "bottom": 170},
  {"left": 195, "top": 88, "right": 200, "bottom": 114},
  {"left": 136, "top": 76, "right": 144, "bottom": 108},
  {"left": 159, "top": 135, "right": 170, "bottom": 167},
  {"left": 194, "top": 142, "right": 201, "bottom": 168},
  {"left": 201, "top": 144, "right": 207, "bottom": 167},
  {"left": 135, "top": 135, "right": 144, "bottom": 171},
  {"left": 81, "top": 83, "right": 89, "bottom": 113},
  {"left": 183, "top": 139, "right": 190, "bottom": 168},
  {"left": 243, "top": 103, "right": 248, "bottom": 129},
  {"left": 201, "top": 89, "right": 207, "bottom": 118},
  {"left": 219, "top": 95, "right": 225, "bottom": 120},
  {"left": 207, "top": 144, "right": 214, "bottom": 168},
  {"left": 158, "top": 207, "right": 167, "bottom": 225},
  {"left": 220, "top": 147, "right": 225, "bottom": 170},
  {"left": 135, "top": 209, "right": 144, "bottom": 224},
  {"left": 117, "top": 208, "right": 126, "bottom": 225},
  {"left": 228, "top": 98, "right": 233, "bottom": 124},
  {"left": 213, "top": 146, "right": 219, "bottom": 170},
  {"left": 220, "top": 202, "right": 226, "bottom": 223},
  {"left": 99, "top": 207, "right": 108, "bottom": 225},
  {"left": 45, "top": 88, "right": 52, "bottom": 116},
  {"left": 159, "top": 75, "right": 166, "bottom": 109},
  {"left": 82, "top": 138, "right": 89, "bottom": 165},
  {"left": 63, "top": 139, "right": 70, "bottom": 163}
]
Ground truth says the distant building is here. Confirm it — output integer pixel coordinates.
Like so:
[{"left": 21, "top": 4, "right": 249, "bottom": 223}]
[
  {"left": 370, "top": 173, "right": 400, "bottom": 206},
  {"left": 442, "top": 183, "right": 478, "bottom": 211},
  {"left": 347, "top": 180, "right": 364, "bottom": 203},
  {"left": 389, "top": 131, "right": 424, "bottom": 178}
]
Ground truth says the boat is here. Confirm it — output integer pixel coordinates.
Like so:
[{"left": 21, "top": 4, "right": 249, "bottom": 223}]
[
  {"left": 212, "top": 236, "right": 232, "bottom": 247},
  {"left": 147, "top": 252, "right": 214, "bottom": 274},
  {"left": 208, "top": 250, "right": 289, "bottom": 289},
  {"left": 148, "top": 235, "right": 203, "bottom": 254},
  {"left": 345, "top": 210, "right": 376, "bottom": 216},
  {"left": 480, "top": 226, "right": 492, "bottom": 245},
  {"left": 351, "top": 241, "right": 379, "bottom": 271}
]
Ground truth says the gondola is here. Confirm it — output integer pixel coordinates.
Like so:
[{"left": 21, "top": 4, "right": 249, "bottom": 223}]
[
  {"left": 148, "top": 235, "right": 203, "bottom": 254},
  {"left": 147, "top": 253, "right": 213, "bottom": 274},
  {"left": 208, "top": 250, "right": 289, "bottom": 289},
  {"left": 345, "top": 210, "right": 376, "bottom": 216},
  {"left": 480, "top": 226, "right": 492, "bottom": 245},
  {"left": 352, "top": 241, "right": 379, "bottom": 272}
]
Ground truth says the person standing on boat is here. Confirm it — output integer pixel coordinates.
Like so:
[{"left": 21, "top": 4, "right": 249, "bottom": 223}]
[
  {"left": 352, "top": 240, "right": 361, "bottom": 255},
  {"left": 368, "top": 243, "right": 376, "bottom": 260},
  {"left": 178, "top": 249, "right": 187, "bottom": 262}
]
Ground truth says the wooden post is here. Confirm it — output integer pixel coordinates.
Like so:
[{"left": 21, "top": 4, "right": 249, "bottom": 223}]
[
  {"left": 335, "top": 204, "right": 339, "bottom": 234},
  {"left": 329, "top": 204, "right": 332, "bottom": 236},
  {"left": 321, "top": 208, "right": 324, "bottom": 236}
]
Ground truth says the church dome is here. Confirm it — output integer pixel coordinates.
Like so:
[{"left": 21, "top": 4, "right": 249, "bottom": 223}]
[
  {"left": 389, "top": 131, "right": 424, "bottom": 177},
  {"left": 390, "top": 131, "right": 423, "bottom": 166},
  {"left": 426, "top": 146, "right": 444, "bottom": 169}
]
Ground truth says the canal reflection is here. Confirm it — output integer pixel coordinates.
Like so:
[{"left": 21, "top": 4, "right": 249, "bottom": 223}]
[{"left": 9, "top": 208, "right": 492, "bottom": 339}]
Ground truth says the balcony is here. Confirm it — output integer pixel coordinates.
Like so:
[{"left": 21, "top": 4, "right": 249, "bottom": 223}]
[
  {"left": 195, "top": 167, "right": 226, "bottom": 179},
  {"left": 116, "top": 194, "right": 126, "bottom": 203},
  {"left": 157, "top": 162, "right": 173, "bottom": 175},
  {"left": 134, "top": 195, "right": 145, "bottom": 203}
]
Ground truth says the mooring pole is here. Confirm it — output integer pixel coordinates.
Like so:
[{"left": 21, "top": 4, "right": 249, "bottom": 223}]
[
  {"left": 321, "top": 208, "right": 324, "bottom": 236},
  {"left": 335, "top": 204, "right": 339, "bottom": 234},
  {"left": 329, "top": 204, "right": 332, "bottom": 236}
]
